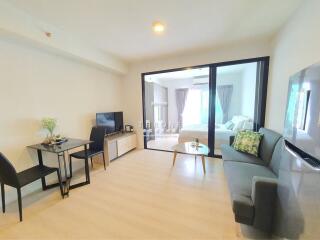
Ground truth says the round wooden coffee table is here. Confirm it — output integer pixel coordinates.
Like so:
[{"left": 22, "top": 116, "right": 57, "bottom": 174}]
[{"left": 172, "top": 142, "right": 210, "bottom": 174}]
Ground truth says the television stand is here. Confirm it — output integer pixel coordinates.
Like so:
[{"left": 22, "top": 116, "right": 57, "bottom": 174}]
[{"left": 104, "top": 132, "right": 137, "bottom": 166}]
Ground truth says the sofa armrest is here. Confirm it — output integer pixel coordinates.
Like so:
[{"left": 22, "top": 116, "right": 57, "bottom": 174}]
[
  {"left": 232, "top": 194, "right": 254, "bottom": 225},
  {"left": 251, "top": 176, "right": 278, "bottom": 232},
  {"left": 229, "top": 136, "right": 235, "bottom": 146}
]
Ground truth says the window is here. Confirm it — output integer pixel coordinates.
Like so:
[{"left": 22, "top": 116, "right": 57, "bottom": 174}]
[{"left": 182, "top": 85, "right": 209, "bottom": 126}]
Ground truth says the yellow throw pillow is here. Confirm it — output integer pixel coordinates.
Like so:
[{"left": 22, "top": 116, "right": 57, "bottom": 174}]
[{"left": 232, "top": 130, "right": 263, "bottom": 157}]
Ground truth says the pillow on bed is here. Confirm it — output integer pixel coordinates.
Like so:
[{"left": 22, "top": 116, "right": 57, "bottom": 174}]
[
  {"left": 232, "top": 130, "right": 263, "bottom": 157},
  {"left": 224, "top": 120, "right": 234, "bottom": 130},
  {"left": 242, "top": 119, "right": 253, "bottom": 130},
  {"left": 231, "top": 116, "right": 249, "bottom": 131},
  {"left": 232, "top": 120, "right": 245, "bottom": 131}
]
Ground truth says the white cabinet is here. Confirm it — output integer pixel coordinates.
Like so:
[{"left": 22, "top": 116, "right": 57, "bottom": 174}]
[
  {"left": 104, "top": 132, "right": 137, "bottom": 165},
  {"left": 117, "top": 134, "right": 136, "bottom": 156},
  {"left": 107, "top": 140, "right": 118, "bottom": 161}
]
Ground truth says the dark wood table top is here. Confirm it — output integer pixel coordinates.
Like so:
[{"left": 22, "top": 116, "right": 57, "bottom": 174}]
[{"left": 27, "top": 138, "right": 93, "bottom": 154}]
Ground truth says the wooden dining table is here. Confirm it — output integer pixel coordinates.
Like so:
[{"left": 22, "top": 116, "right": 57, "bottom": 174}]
[{"left": 27, "top": 138, "right": 93, "bottom": 197}]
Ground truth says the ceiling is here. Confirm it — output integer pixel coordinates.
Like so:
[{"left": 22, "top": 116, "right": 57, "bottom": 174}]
[{"left": 8, "top": 0, "right": 302, "bottom": 62}]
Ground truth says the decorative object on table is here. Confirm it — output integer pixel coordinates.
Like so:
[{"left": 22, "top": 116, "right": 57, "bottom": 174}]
[
  {"left": 41, "top": 118, "right": 67, "bottom": 146},
  {"left": 232, "top": 130, "right": 263, "bottom": 157},
  {"left": 42, "top": 135, "right": 68, "bottom": 146},
  {"left": 191, "top": 138, "right": 200, "bottom": 148},
  {"left": 41, "top": 117, "right": 57, "bottom": 137},
  {"left": 125, "top": 124, "right": 134, "bottom": 132},
  {"left": 53, "top": 135, "right": 68, "bottom": 145}
]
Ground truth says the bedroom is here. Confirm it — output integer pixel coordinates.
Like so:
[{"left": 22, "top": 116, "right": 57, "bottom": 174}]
[{"left": 143, "top": 61, "right": 258, "bottom": 155}]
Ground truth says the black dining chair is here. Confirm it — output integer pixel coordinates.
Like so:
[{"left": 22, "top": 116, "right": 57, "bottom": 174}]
[
  {"left": 69, "top": 126, "right": 106, "bottom": 183},
  {"left": 0, "top": 152, "right": 64, "bottom": 221}
]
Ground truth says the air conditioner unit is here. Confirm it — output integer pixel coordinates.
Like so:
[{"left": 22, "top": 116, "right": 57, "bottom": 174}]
[{"left": 192, "top": 77, "right": 208, "bottom": 85}]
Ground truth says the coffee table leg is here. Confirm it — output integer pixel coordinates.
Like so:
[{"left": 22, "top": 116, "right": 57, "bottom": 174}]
[
  {"left": 201, "top": 155, "right": 206, "bottom": 174},
  {"left": 173, "top": 151, "right": 177, "bottom": 166}
]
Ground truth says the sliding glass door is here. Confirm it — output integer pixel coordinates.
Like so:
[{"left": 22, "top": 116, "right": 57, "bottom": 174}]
[
  {"left": 212, "top": 62, "right": 261, "bottom": 155},
  {"left": 143, "top": 67, "right": 209, "bottom": 152},
  {"left": 143, "top": 57, "right": 269, "bottom": 157}
]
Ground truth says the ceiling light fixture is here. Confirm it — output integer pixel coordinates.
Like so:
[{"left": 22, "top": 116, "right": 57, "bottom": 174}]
[
  {"left": 152, "top": 21, "right": 165, "bottom": 34},
  {"left": 45, "top": 32, "right": 52, "bottom": 38}
]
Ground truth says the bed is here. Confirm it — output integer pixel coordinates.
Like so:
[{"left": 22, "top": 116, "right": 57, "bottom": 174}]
[
  {"left": 178, "top": 116, "right": 253, "bottom": 150},
  {"left": 178, "top": 123, "right": 234, "bottom": 149}
]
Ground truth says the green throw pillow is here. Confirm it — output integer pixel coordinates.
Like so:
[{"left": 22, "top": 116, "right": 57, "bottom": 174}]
[{"left": 232, "top": 130, "right": 263, "bottom": 157}]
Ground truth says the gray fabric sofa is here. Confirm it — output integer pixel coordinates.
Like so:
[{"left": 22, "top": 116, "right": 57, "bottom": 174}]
[{"left": 221, "top": 127, "right": 283, "bottom": 233}]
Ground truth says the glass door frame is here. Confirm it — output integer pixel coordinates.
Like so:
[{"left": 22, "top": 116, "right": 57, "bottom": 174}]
[{"left": 141, "top": 56, "right": 270, "bottom": 158}]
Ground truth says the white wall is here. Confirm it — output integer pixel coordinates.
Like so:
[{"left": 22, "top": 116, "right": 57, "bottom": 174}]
[
  {"left": 0, "top": 1, "right": 127, "bottom": 74},
  {"left": 266, "top": 0, "right": 320, "bottom": 132},
  {"left": 0, "top": 38, "right": 123, "bottom": 202},
  {"left": 123, "top": 39, "right": 271, "bottom": 148}
]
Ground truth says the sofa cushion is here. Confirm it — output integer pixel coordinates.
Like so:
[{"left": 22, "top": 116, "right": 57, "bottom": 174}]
[
  {"left": 224, "top": 161, "right": 277, "bottom": 197},
  {"left": 221, "top": 144, "right": 265, "bottom": 166},
  {"left": 259, "top": 128, "right": 282, "bottom": 165},
  {"left": 268, "top": 138, "right": 283, "bottom": 176}
]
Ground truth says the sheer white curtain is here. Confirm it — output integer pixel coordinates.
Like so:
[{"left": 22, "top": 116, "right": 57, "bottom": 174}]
[
  {"left": 182, "top": 85, "right": 209, "bottom": 127},
  {"left": 183, "top": 89, "right": 202, "bottom": 126}
]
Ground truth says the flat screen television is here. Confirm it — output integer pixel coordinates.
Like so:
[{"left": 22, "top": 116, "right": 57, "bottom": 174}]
[{"left": 96, "top": 112, "right": 123, "bottom": 134}]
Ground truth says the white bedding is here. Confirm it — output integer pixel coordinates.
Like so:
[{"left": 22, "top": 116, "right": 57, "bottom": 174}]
[{"left": 178, "top": 123, "right": 234, "bottom": 148}]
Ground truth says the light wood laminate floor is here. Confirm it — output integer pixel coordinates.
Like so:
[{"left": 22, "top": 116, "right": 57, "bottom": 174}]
[{"left": 0, "top": 149, "right": 267, "bottom": 239}]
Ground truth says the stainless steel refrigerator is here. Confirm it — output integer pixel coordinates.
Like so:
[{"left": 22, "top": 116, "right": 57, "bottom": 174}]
[{"left": 274, "top": 62, "right": 320, "bottom": 239}]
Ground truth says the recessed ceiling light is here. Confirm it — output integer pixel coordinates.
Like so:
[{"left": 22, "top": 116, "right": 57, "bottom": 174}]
[
  {"left": 45, "top": 32, "right": 52, "bottom": 38},
  {"left": 152, "top": 21, "right": 165, "bottom": 34}
]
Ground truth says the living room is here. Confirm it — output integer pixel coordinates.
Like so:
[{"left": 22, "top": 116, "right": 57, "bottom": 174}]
[{"left": 0, "top": 0, "right": 319, "bottom": 239}]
